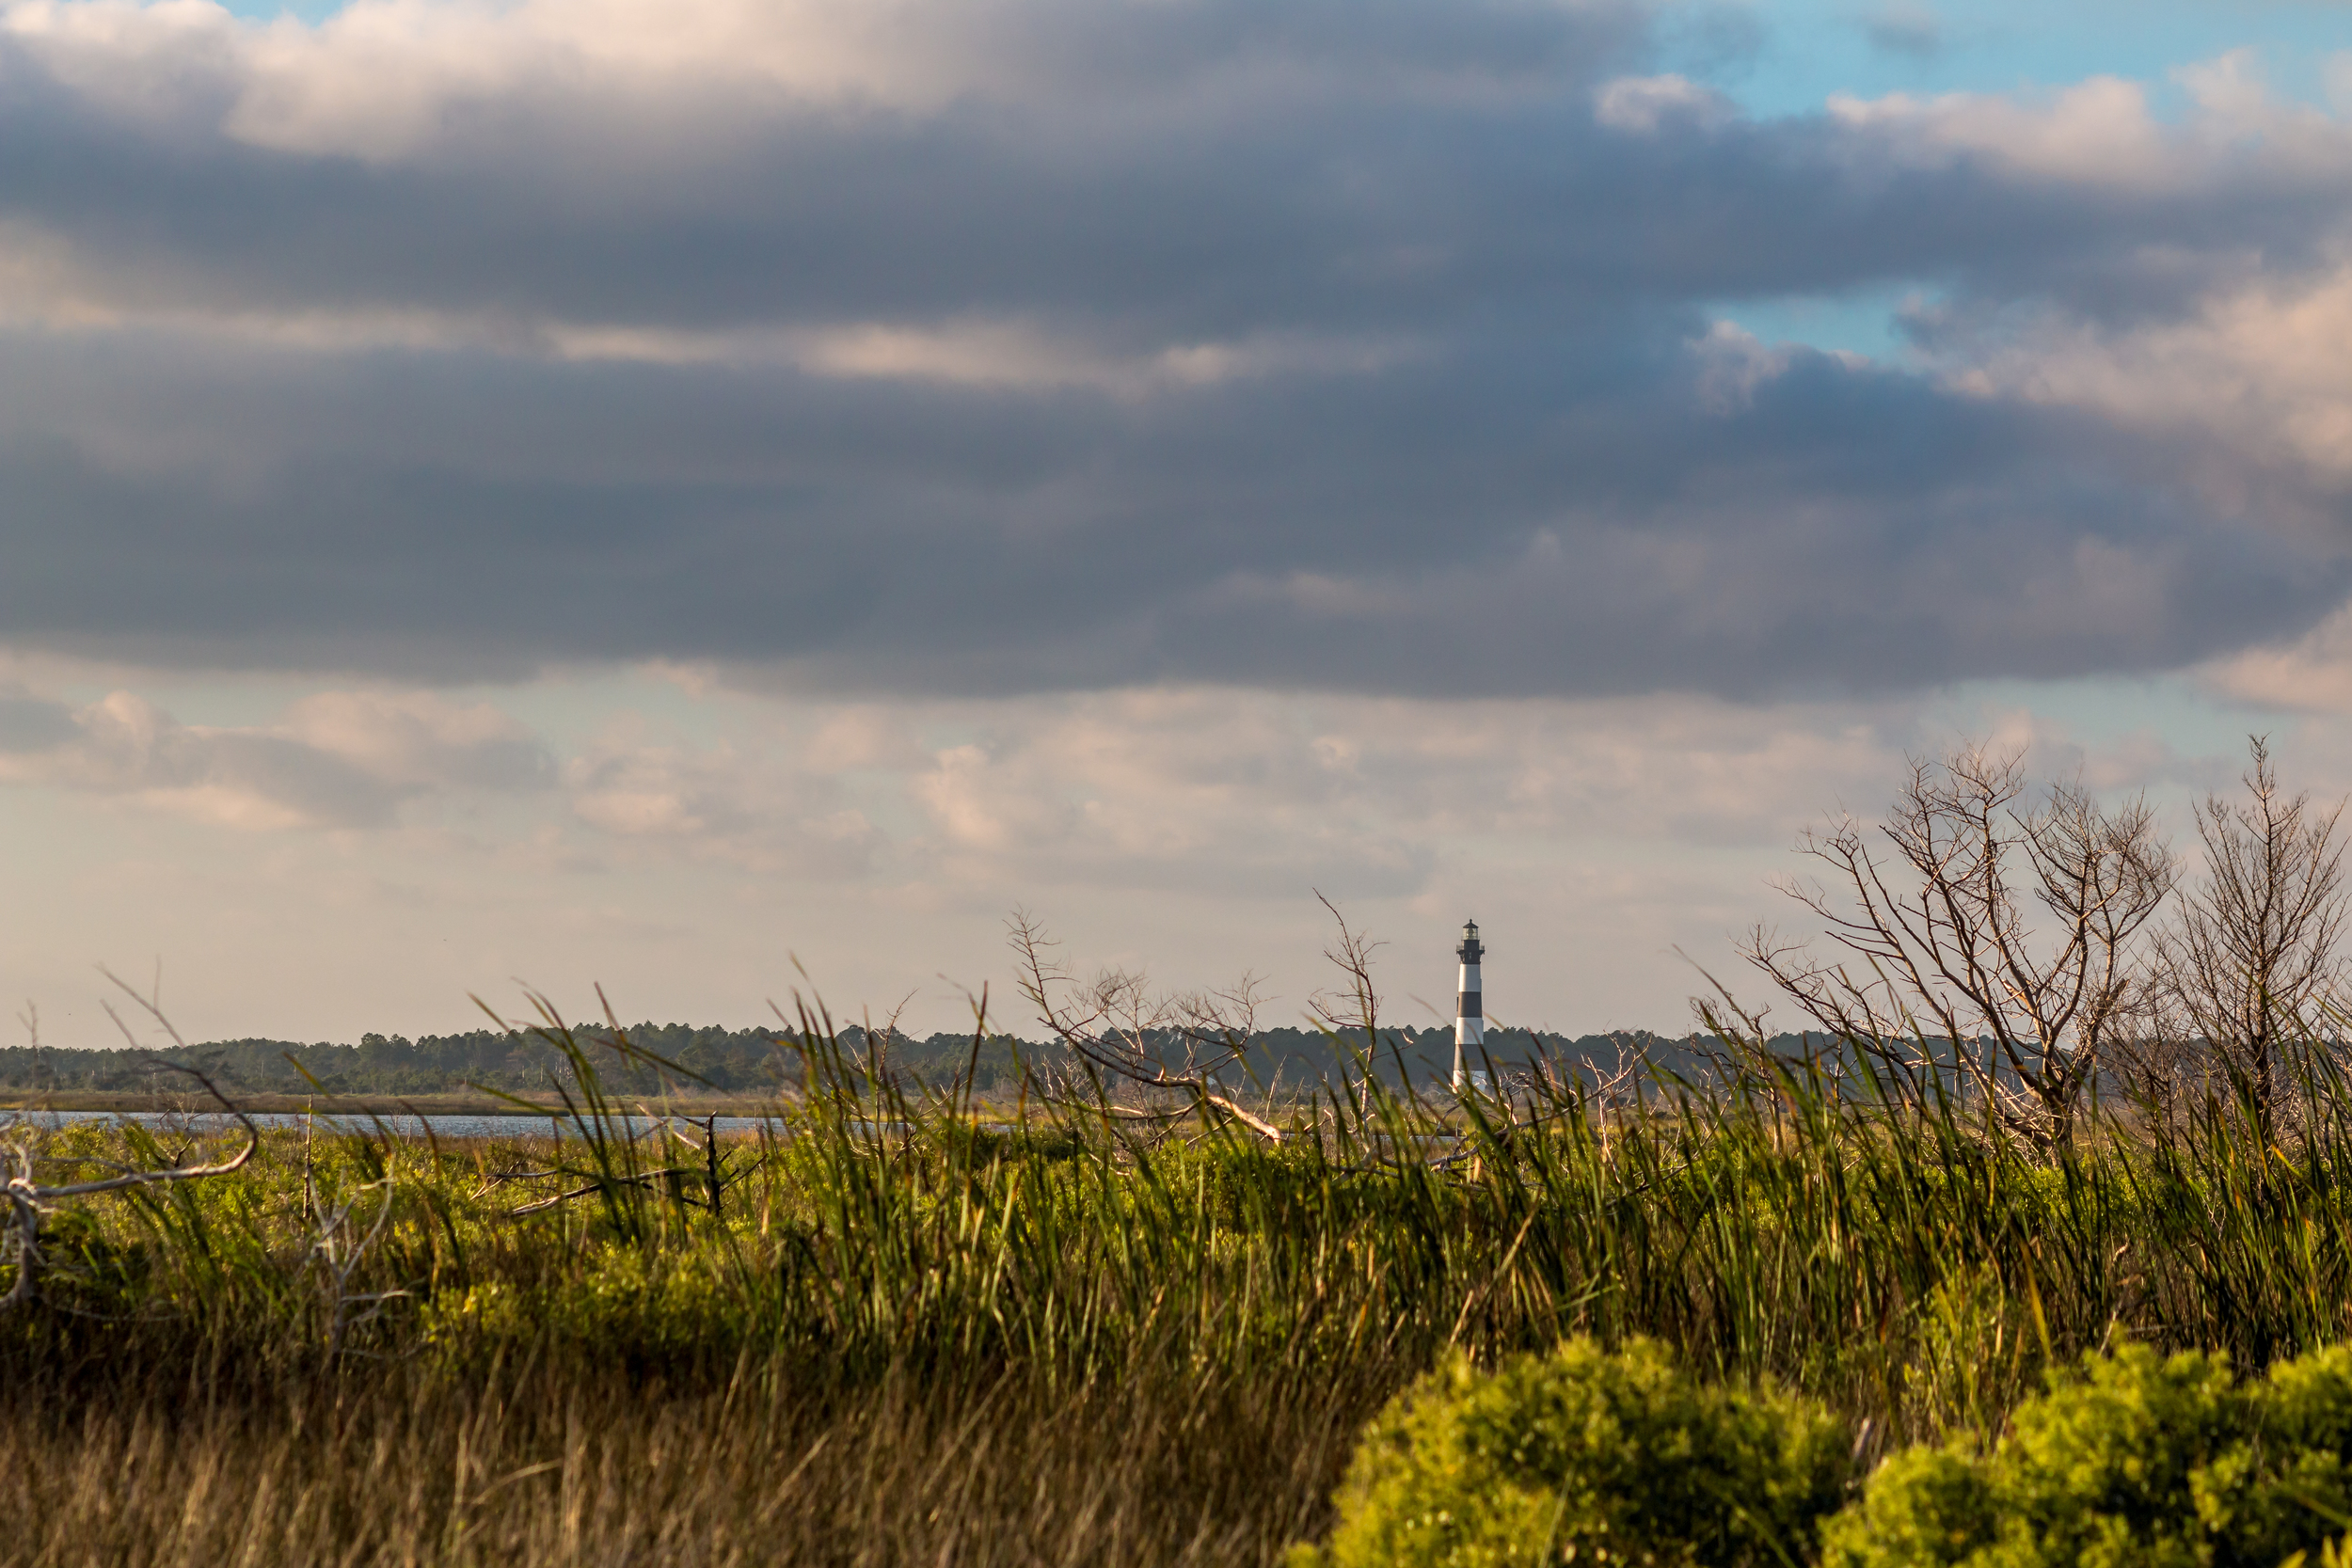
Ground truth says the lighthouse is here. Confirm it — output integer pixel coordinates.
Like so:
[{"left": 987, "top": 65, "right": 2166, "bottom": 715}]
[{"left": 1454, "top": 919, "right": 1484, "bottom": 1091}]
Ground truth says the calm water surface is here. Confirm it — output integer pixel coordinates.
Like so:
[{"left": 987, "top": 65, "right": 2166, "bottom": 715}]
[{"left": 8, "top": 1109, "right": 781, "bottom": 1140}]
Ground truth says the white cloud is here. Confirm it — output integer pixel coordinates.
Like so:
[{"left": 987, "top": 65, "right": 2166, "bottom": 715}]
[
  {"left": 804, "top": 705, "right": 930, "bottom": 771},
  {"left": 0, "top": 0, "right": 946, "bottom": 163},
  {"left": 879, "top": 688, "right": 1927, "bottom": 898},
  {"left": 1691, "top": 320, "right": 1799, "bottom": 412},
  {"left": 2207, "top": 603, "right": 2352, "bottom": 716},
  {"left": 1, "top": 0, "right": 1621, "bottom": 166},
  {"left": 564, "top": 733, "right": 878, "bottom": 876},
  {"left": 1943, "top": 263, "right": 2352, "bottom": 492},
  {"left": 280, "top": 689, "right": 551, "bottom": 790},
  {"left": 1828, "top": 77, "right": 2165, "bottom": 185},
  {"left": 0, "top": 686, "right": 550, "bottom": 828},
  {"left": 0, "top": 678, "right": 1931, "bottom": 881},
  {"left": 773, "top": 320, "right": 1417, "bottom": 397},
  {"left": 0, "top": 285, "right": 1412, "bottom": 403},
  {"left": 1826, "top": 52, "right": 2349, "bottom": 192},
  {"left": 1593, "top": 73, "right": 1730, "bottom": 134},
  {"left": 0, "top": 667, "right": 2296, "bottom": 1039}
]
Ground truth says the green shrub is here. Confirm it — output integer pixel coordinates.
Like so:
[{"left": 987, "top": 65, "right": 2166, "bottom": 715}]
[
  {"left": 1294, "top": 1337, "right": 1850, "bottom": 1568},
  {"left": 1820, "top": 1342, "right": 2352, "bottom": 1567}
]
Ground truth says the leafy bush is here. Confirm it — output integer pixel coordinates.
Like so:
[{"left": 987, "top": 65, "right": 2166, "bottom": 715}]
[
  {"left": 1294, "top": 1337, "right": 1851, "bottom": 1568},
  {"left": 1821, "top": 1342, "right": 2352, "bottom": 1567}
]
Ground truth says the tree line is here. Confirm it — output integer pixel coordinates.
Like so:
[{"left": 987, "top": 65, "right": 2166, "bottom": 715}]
[
  {"left": 0, "top": 1016, "right": 1741, "bottom": 1101},
  {"left": 0, "top": 1022, "right": 1016, "bottom": 1098}
]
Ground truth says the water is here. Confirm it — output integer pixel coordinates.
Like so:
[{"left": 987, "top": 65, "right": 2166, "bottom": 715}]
[{"left": 5, "top": 1108, "right": 783, "bottom": 1141}]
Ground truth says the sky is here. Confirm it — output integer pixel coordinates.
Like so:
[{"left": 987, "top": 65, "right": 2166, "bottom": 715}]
[{"left": 6, "top": 0, "right": 2352, "bottom": 1048}]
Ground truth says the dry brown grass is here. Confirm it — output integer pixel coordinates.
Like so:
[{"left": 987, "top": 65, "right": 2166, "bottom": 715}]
[{"left": 0, "top": 1356, "right": 1376, "bottom": 1568}]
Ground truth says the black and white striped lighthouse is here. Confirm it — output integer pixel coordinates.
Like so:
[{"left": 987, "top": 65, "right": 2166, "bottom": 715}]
[{"left": 1454, "top": 919, "right": 1484, "bottom": 1091}]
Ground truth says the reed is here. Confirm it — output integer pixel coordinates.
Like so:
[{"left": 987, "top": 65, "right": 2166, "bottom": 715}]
[{"left": 8, "top": 1004, "right": 2352, "bottom": 1564}]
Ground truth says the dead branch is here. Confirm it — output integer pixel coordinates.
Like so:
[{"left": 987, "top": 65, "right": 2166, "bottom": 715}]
[
  {"left": 500, "top": 1167, "right": 703, "bottom": 1218},
  {"left": 304, "top": 1175, "right": 408, "bottom": 1360},
  {"left": 1009, "top": 910, "right": 1279, "bottom": 1139},
  {"left": 3, "top": 973, "right": 259, "bottom": 1310},
  {"left": 2145, "top": 736, "right": 2349, "bottom": 1134},
  {"left": 1738, "top": 742, "right": 2171, "bottom": 1154},
  {"left": 1309, "top": 890, "right": 1385, "bottom": 1040}
]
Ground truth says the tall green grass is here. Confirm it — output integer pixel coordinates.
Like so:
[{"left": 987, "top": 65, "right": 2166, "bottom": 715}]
[{"left": 8, "top": 1003, "right": 2352, "bottom": 1563}]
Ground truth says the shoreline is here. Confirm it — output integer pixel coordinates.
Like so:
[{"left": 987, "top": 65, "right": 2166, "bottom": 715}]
[{"left": 0, "top": 1089, "right": 792, "bottom": 1118}]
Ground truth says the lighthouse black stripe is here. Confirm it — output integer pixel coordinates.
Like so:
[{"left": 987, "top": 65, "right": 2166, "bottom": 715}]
[{"left": 1457, "top": 990, "right": 1481, "bottom": 1017}]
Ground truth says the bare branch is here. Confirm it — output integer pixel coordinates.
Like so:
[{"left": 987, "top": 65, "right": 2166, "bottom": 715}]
[
  {"left": 1008, "top": 911, "right": 1274, "bottom": 1136},
  {"left": 4, "top": 983, "right": 259, "bottom": 1310},
  {"left": 1734, "top": 739, "right": 2170, "bottom": 1154},
  {"left": 2145, "top": 736, "right": 2349, "bottom": 1133}
]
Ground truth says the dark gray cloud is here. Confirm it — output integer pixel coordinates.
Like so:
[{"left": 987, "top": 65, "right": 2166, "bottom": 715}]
[
  {"left": 0, "top": 689, "right": 76, "bottom": 752},
  {"left": 0, "top": 0, "right": 2344, "bottom": 700}
]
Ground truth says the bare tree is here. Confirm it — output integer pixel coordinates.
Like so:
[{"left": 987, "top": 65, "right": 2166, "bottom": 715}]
[
  {"left": 1308, "top": 890, "right": 1386, "bottom": 1037},
  {"left": 2150, "top": 736, "right": 2348, "bottom": 1136},
  {"left": 1308, "top": 892, "right": 1412, "bottom": 1123},
  {"left": 1744, "top": 743, "right": 2171, "bottom": 1154},
  {"left": 1008, "top": 911, "right": 1282, "bottom": 1140}
]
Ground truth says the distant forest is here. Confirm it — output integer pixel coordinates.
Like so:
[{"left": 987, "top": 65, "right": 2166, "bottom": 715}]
[{"left": 0, "top": 1022, "right": 1741, "bottom": 1099}]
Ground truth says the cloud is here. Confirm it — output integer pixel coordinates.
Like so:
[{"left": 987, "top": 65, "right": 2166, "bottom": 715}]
[
  {"left": 1860, "top": 4, "right": 1941, "bottom": 61},
  {"left": 16, "top": 673, "right": 2221, "bottom": 914},
  {"left": 1593, "top": 72, "right": 1731, "bottom": 134},
  {"left": 0, "top": 686, "right": 78, "bottom": 751},
  {"left": 859, "top": 687, "right": 1932, "bottom": 896},
  {"left": 280, "top": 690, "right": 553, "bottom": 790},
  {"left": 1939, "top": 264, "right": 2352, "bottom": 493},
  {"left": 0, "top": 5, "right": 2344, "bottom": 702},
  {"left": 563, "top": 734, "right": 879, "bottom": 877},
  {"left": 0, "top": 668, "right": 2279, "bottom": 1037},
  {"left": 0, "top": 686, "right": 552, "bottom": 827},
  {"left": 2207, "top": 603, "right": 2352, "bottom": 717}
]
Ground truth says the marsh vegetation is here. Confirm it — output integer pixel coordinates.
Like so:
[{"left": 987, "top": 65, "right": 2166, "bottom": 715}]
[{"left": 8, "top": 738, "right": 2352, "bottom": 1565}]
